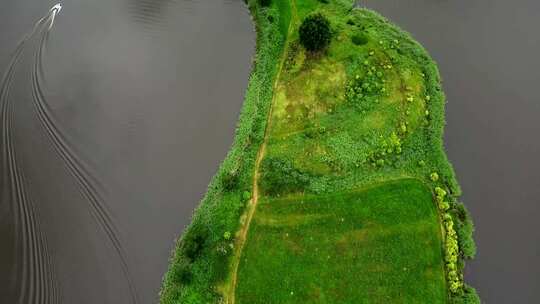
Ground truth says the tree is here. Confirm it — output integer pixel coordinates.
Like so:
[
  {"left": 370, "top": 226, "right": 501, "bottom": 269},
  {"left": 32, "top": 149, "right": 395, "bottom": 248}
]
[{"left": 299, "top": 13, "right": 332, "bottom": 52}]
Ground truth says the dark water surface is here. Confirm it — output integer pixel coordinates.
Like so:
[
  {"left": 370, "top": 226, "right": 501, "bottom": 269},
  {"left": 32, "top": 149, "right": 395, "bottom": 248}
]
[
  {"left": 0, "top": 0, "right": 254, "bottom": 303},
  {"left": 363, "top": 0, "right": 540, "bottom": 302}
]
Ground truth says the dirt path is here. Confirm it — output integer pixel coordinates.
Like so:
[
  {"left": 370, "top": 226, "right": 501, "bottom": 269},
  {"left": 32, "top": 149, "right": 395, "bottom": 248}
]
[{"left": 226, "top": 2, "right": 298, "bottom": 303}]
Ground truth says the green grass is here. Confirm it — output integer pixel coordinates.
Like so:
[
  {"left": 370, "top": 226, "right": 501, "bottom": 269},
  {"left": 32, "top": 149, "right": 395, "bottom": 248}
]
[
  {"left": 159, "top": 0, "right": 478, "bottom": 303},
  {"left": 236, "top": 179, "right": 447, "bottom": 303}
]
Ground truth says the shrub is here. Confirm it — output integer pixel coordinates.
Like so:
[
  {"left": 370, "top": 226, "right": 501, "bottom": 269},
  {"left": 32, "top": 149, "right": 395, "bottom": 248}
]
[
  {"left": 260, "top": 157, "right": 310, "bottom": 195},
  {"left": 450, "top": 284, "right": 481, "bottom": 304},
  {"left": 435, "top": 186, "right": 447, "bottom": 200},
  {"left": 351, "top": 34, "right": 368, "bottom": 46},
  {"left": 181, "top": 225, "right": 208, "bottom": 261},
  {"left": 258, "top": 0, "right": 272, "bottom": 7},
  {"left": 299, "top": 13, "right": 332, "bottom": 52},
  {"left": 457, "top": 218, "right": 476, "bottom": 259},
  {"left": 448, "top": 202, "right": 476, "bottom": 259},
  {"left": 222, "top": 169, "right": 239, "bottom": 191},
  {"left": 171, "top": 260, "right": 192, "bottom": 283},
  {"left": 438, "top": 200, "right": 450, "bottom": 211},
  {"left": 242, "top": 190, "right": 252, "bottom": 201}
]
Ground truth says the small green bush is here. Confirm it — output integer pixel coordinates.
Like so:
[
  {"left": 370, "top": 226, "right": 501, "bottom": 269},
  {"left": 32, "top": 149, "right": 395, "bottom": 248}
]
[
  {"left": 242, "top": 190, "right": 252, "bottom": 201},
  {"left": 222, "top": 169, "right": 239, "bottom": 191},
  {"left": 351, "top": 33, "right": 368, "bottom": 46},
  {"left": 299, "top": 13, "right": 332, "bottom": 52},
  {"left": 438, "top": 200, "right": 450, "bottom": 211},
  {"left": 435, "top": 186, "right": 447, "bottom": 200},
  {"left": 450, "top": 284, "right": 480, "bottom": 304}
]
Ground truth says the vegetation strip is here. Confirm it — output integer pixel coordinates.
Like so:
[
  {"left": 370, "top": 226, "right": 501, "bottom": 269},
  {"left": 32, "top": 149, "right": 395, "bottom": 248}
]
[
  {"left": 226, "top": 1, "right": 297, "bottom": 301},
  {"left": 160, "top": 0, "right": 479, "bottom": 303}
]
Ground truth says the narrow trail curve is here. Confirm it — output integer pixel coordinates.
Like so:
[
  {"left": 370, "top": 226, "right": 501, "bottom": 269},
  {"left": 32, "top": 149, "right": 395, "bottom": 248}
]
[{"left": 226, "top": 1, "right": 298, "bottom": 303}]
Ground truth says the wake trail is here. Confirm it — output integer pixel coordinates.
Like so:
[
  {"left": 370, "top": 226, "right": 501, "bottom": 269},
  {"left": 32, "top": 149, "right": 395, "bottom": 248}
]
[
  {"left": 1, "top": 4, "right": 137, "bottom": 304},
  {"left": 31, "top": 7, "right": 141, "bottom": 304},
  {"left": 0, "top": 13, "right": 55, "bottom": 304}
]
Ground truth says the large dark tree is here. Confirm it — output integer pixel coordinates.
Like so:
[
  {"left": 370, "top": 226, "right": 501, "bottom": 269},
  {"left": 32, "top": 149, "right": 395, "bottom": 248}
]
[{"left": 299, "top": 13, "right": 332, "bottom": 52}]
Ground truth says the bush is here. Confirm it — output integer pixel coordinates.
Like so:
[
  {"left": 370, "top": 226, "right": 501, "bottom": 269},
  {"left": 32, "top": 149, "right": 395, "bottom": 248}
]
[
  {"left": 450, "top": 284, "right": 480, "bottom": 304},
  {"left": 260, "top": 157, "right": 310, "bottom": 195},
  {"left": 171, "top": 260, "right": 192, "bottom": 283},
  {"left": 451, "top": 203, "right": 477, "bottom": 259},
  {"left": 258, "top": 0, "right": 271, "bottom": 7},
  {"left": 242, "top": 190, "right": 252, "bottom": 201},
  {"left": 299, "top": 13, "right": 332, "bottom": 52},
  {"left": 457, "top": 219, "right": 476, "bottom": 259},
  {"left": 222, "top": 169, "right": 239, "bottom": 191},
  {"left": 181, "top": 225, "right": 208, "bottom": 261},
  {"left": 351, "top": 34, "right": 368, "bottom": 46}
]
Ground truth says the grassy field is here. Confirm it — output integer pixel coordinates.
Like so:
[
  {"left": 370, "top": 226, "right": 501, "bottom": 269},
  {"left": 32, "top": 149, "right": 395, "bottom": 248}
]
[
  {"left": 236, "top": 179, "right": 447, "bottom": 303},
  {"left": 159, "top": 0, "right": 478, "bottom": 303}
]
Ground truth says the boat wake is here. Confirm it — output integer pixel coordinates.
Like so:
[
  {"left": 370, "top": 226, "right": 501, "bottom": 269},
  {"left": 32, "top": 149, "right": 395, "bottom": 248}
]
[{"left": 0, "top": 4, "right": 140, "bottom": 303}]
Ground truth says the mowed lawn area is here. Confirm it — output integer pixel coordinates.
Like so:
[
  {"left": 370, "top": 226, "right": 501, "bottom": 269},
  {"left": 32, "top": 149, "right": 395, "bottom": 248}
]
[{"left": 236, "top": 179, "right": 447, "bottom": 303}]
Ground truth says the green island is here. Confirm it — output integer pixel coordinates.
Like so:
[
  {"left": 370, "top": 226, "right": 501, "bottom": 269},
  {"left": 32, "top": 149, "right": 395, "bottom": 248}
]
[{"left": 160, "top": 0, "right": 478, "bottom": 303}]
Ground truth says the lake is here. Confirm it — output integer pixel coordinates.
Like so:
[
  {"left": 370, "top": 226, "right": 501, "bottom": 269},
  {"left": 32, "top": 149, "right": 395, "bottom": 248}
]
[{"left": 1, "top": 0, "right": 538, "bottom": 303}]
